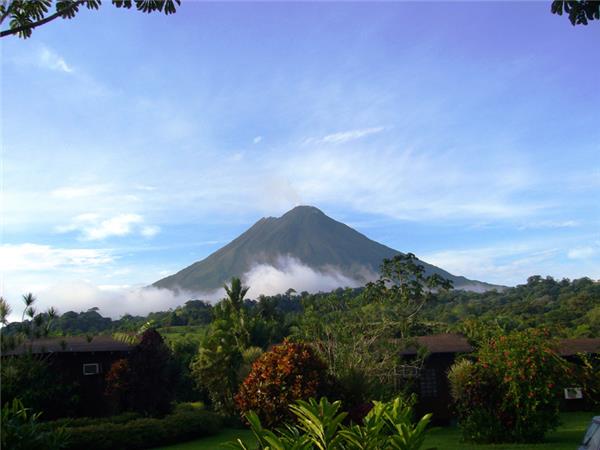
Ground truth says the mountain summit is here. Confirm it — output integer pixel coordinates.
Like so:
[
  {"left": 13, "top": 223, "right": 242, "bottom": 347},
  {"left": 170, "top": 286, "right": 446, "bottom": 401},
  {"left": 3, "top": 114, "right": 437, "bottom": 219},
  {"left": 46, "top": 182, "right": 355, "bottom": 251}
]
[{"left": 153, "top": 205, "right": 501, "bottom": 293}]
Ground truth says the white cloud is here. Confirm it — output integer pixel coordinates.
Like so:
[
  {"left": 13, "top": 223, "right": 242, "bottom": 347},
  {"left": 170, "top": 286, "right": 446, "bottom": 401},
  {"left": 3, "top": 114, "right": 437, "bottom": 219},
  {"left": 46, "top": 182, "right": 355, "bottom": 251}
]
[
  {"left": 51, "top": 185, "right": 109, "bottom": 199},
  {"left": 253, "top": 136, "right": 263, "bottom": 144},
  {"left": 276, "top": 146, "right": 538, "bottom": 221},
  {"left": 39, "top": 47, "right": 73, "bottom": 73},
  {"left": 567, "top": 246, "right": 597, "bottom": 260},
  {"left": 6, "top": 282, "right": 198, "bottom": 319},
  {"left": 518, "top": 220, "right": 580, "bottom": 230},
  {"left": 242, "top": 255, "right": 361, "bottom": 297},
  {"left": 421, "top": 235, "right": 600, "bottom": 286},
  {"left": 141, "top": 225, "right": 161, "bottom": 238},
  {"left": 135, "top": 184, "right": 157, "bottom": 192},
  {"left": 57, "top": 213, "right": 159, "bottom": 240},
  {"left": 230, "top": 151, "right": 245, "bottom": 162},
  {"left": 0, "top": 243, "right": 113, "bottom": 272},
  {"left": 422, "top": 245, "right": 561, "bottom": 286},
  {"left": 319, "top": 126, "right": 384, "bottom": 144}
]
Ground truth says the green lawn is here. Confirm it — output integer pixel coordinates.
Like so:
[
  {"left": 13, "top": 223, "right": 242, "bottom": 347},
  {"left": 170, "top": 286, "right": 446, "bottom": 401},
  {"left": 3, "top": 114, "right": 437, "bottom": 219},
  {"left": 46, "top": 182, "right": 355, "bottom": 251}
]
[
  {"left": 155, "top": 412, "right": 592, "bottom": 450},
  {"left": 423, "top": 412, "right": 590, "bottom": 450},
  {"left": 155, "top": 428, "right": 255, "bottom": 450}
]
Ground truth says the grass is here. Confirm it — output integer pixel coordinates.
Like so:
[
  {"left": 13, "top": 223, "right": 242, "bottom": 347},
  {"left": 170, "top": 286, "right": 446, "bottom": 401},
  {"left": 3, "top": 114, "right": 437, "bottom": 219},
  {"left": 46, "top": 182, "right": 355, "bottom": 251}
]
[
  {"left": 159, "top": 325, "right": 208, "bottom": 346},
  {"left": 155, "top": 412, "right": 592, "bottom": 450},
  {"left": 155, "top": 428, "right": 255, "bottom": 450},
  {"left": 423, "top": 411, "right": 591, "bottom": 450}
]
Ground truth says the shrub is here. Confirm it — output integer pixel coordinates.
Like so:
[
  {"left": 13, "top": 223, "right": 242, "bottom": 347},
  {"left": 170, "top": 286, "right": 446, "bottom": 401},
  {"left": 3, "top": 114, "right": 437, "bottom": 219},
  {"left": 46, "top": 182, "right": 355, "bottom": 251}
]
[
  {"left": 50, "top": 409, "right": 222, "bottom": 450},
  {"left": 449, "top": 329, "right": 567, "bottom": 443},
  {"left": 39, "top": 411, "right": 143, "bottom": 430},
  {"left": 1, "top": 354, "right": 80, "bottom": 419},
  {"left": 227, "top": 396, "right": 431, "bottom": 450},
  {"left": 235, "top": 340, "right": 330, "bottom": 427},
  {"left": 1, "top": 399, "right": 70, "bottom": 450}
]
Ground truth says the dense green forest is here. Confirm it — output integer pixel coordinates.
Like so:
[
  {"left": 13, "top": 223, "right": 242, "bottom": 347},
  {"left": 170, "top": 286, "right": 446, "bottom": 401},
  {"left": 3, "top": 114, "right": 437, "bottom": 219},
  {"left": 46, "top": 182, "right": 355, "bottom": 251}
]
[{"left": 2, "top": 274, "right": 597, "bottom": 340}]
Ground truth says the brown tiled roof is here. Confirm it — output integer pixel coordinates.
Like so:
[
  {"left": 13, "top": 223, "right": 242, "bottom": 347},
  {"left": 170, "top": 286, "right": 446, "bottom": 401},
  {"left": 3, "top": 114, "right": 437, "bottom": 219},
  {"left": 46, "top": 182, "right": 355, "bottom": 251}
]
[
  {"left": 557, "top": 338, "right": 600, "bottom": 356},
  {"left": 399, "top": 333, "right": 473, "bottom": 355},
  {"left": 3, "top": 335, "right": 134, "bottom": 356}
]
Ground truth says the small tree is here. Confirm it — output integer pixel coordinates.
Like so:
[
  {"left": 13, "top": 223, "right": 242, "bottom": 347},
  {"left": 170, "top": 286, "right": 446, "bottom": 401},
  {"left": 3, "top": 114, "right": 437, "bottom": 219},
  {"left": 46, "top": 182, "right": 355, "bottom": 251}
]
[
  {"left": 189, "top": 277, "right": 252, "bottom": 416},
  {"left": 105, "top": 328, "right": 177, "bottom": 416},
  {"left": 235, "top": 340, "right": 330, "bottom": 427},
  {"left": 296, "top": 254, "right": 452, "bottom": 403},
  {"left": 190, "top": 325, "right": 243, "bottom": 417},
  {"left": 449, "top": 329, "right": 567, "bottom": 443}
]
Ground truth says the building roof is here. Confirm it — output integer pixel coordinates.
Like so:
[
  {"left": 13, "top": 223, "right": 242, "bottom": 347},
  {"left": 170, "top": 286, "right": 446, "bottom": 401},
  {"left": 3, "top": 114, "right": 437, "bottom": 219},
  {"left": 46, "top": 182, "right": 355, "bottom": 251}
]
[
  {"left": 3, "top": 335, "right": 134, "bottom": 356},
  {"left": 399, "top": 333, "right": 600, "bottom": 357},
  {"left": 557, "top": 338, "right": 600, "bottom": 356},
  {"left": 399, "top": 333, "right": 474, "bottom": 355}
]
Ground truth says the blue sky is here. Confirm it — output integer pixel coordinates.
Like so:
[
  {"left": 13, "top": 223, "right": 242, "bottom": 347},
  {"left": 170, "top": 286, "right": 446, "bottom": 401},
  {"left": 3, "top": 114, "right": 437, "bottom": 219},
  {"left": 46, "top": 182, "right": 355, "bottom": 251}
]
[{"left": 1, "top": 2, "right": 599, "bottom": 317}]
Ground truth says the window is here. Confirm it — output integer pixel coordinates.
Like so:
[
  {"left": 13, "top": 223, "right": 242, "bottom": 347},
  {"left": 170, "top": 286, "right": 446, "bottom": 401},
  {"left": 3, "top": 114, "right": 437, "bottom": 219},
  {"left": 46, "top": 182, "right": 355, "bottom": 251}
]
[
  {"left": 420, "top": 368, "right": 438, "bottom": 397},
  {"left": 564, "top": 387, "right": 583, "bottom": 399},
  {"left": 396, "top": 365, "right": 420, "bottom": 378},
  {"left": 83, "top": 363, "right": 100, "bottom": 375}
]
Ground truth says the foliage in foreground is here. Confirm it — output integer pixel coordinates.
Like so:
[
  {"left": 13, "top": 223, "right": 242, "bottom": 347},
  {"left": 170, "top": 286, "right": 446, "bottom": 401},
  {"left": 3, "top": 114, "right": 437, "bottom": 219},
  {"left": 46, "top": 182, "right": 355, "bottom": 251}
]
[
  {"left": 235, "top": 340, "right": 331, "bottom": 428},
  {"left": 1, "top": 399, "right": 69, "bottom": 450},
  {"left": 1, "top": 353, "right": 80, "bottom": 419},
  {"left": 1, "top": 0, "right": 181, "bottom": 39},
  {"left": 228, "top": 396, "right": 431, "bottom": 450},
  {"left": 449, "top": 329, "right": 567, "bottom": 443}
]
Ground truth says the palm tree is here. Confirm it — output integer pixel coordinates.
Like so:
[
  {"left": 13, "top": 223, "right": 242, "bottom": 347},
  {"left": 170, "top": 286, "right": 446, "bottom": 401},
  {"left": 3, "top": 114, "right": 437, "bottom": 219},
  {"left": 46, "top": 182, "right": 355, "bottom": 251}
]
[
  {"left": 0, "top": 297, "right": 11, "bottom": 325},
  {"left": 21, "top": 293, "right": 36, "bottom": 322},
  {"left": 223, "top": 277, "right": 250, "bottom": 348},
  {"left": 224, "top": 277, "right": 249, "bottom": 312}
]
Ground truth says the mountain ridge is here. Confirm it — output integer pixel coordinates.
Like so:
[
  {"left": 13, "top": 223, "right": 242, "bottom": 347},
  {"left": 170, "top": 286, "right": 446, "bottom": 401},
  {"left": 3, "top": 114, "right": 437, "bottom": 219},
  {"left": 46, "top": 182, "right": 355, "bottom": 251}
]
[{"left": 153, "top": 205, "right": 504, "bottom": 294}]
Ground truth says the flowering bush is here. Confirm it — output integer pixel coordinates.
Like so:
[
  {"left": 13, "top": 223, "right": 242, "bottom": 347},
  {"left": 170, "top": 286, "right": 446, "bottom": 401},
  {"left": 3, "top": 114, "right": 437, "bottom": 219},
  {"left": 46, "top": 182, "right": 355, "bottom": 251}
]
[
  {"left": 449, "top": 329, "right": 566, "bottom": 443},
  {"left": 235, "top": 340, "right": 330, "bottom": 427}
]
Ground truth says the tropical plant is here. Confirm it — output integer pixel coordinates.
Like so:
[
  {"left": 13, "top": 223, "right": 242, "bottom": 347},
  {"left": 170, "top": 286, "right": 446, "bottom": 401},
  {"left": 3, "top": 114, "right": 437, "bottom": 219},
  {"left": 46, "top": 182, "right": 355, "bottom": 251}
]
[
  {"left": 227, "top": 396, "right": 431, "bottom": 450},
  {"left": 0, "top": 296, "right": 11, "bottom": 325},
  {"left": 1, "top": 353, "right": 81, "bottom": 419},
  {"left": 1, "top": 398, "right": 70, "bottom": 450},
  {"left": 189, "top": 278, "right": 256, "bottom": 416},
  {"left": 235, "top": 340, "right": 331, "bottom": 428},
  {"left": 190, "top": 324, "right": 243, "bottom": 416},
  {"left": 220, "top": 277, "right": 251, "bottom": 348}
]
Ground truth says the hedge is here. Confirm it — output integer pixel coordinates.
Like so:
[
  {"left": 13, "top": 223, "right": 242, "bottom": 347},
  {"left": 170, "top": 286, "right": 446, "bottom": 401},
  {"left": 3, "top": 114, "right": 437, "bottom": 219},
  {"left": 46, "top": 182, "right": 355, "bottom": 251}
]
[
  {"left": 39, "top": 412, "right": 143, "bottom": 430},
  {"left": 46, "top": 409, "right": 222, "bottom": 450}
]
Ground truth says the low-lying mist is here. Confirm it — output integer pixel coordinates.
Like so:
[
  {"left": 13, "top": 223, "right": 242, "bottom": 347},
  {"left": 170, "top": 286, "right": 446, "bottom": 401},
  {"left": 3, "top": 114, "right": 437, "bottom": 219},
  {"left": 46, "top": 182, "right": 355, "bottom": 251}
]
[{"left": 9, "top": 256, "right": 362, "bottom": 320}]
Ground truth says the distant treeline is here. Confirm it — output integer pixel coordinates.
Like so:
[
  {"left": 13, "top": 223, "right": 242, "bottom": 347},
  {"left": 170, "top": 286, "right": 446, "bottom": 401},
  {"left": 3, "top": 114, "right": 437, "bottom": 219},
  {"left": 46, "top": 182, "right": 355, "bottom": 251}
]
[
  {"left": 427, "top": 275, "right": 600, "bottom": 338},
  {"left": 2, "top": 276, "right": 598, "bottom": 338}
]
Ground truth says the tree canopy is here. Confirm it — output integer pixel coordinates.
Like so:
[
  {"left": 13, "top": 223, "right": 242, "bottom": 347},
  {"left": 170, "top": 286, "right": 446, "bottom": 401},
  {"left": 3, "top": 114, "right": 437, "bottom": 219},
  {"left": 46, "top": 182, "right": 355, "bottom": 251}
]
[
  {"left": 551, "top": 0, "right": 600, "bottom": 25},
  {"left": 0, "top": 0, "right": 180, "bottom": 39}
]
